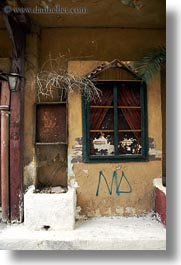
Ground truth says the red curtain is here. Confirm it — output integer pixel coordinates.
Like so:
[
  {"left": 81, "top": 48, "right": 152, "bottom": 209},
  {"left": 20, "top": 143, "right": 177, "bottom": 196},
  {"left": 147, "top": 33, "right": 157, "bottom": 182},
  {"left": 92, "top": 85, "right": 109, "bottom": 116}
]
[
  {"left": 118, "top": 85, "right": 141, "bottom": 143},
  {"left": 90, "top": 88, "right": 113, "bottom": 130},
  {"left": 89, "top": 85, "right": 142, "bottom": 143}
]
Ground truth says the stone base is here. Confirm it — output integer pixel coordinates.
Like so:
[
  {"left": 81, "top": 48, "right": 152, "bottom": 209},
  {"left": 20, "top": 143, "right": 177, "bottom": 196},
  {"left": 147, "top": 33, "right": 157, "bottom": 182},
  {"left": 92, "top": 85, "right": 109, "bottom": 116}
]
[
  {"left": 0, "top": 216, "right": 166, "bottom": 250},
  {"left": 24, "top": 185, "right": 76, "bottom": 231},
  {"left": 153, "top": 178, "right": 166, "bottom": 225}
]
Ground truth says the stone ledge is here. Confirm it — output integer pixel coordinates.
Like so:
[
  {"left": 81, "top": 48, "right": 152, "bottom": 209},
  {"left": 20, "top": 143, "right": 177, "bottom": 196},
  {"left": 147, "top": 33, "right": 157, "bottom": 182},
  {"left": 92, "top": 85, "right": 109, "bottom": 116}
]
[
  {"left": 24, "top": 185, "right": 76, "bottom": 231},
  {"left": 0, "top": 216, "right": 166, "bottom": 250}
]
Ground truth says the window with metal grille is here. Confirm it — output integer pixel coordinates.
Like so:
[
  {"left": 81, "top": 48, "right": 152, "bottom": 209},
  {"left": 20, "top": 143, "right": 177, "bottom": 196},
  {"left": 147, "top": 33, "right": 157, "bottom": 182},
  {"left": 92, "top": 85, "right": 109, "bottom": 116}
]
[{"left": 82, "top": 81, "right": 148, "bottom": 162}]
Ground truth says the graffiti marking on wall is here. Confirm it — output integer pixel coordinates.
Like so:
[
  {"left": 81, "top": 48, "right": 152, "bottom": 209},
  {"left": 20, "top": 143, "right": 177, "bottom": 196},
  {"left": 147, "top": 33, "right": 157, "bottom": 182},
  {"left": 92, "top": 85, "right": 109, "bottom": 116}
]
[{"left": 96, "top": 170, "right": 132, "bottom": 196}]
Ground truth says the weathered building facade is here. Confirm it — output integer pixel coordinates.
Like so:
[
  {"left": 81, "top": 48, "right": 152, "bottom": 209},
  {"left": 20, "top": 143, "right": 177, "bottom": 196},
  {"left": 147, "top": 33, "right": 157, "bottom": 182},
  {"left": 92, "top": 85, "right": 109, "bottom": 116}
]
[{"left": 0, "top": 0, "right": 166, "bottom": 223}]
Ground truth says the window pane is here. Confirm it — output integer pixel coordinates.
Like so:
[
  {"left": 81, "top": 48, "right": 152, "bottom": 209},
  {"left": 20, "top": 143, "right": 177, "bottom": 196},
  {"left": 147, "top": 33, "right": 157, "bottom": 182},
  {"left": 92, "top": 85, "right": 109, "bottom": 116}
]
[
  {"left": 118, "top": 108, "right": 141, "bottom": 130},
  {"left": 118, "top": 132, "right": 142, "bottom": 155},
  {"left": 86, "top": 81, "right": 146, "bottom": 160},
  {"left": 117, "top": 83, "right": 141, "bottom": 106},
  {"left": 90, "top": 132, "right": 115, "bottom": 156},
  {"left": 90, "top": 84, "right": 113, "bottom": 106},
  {"left": 90, "top": 108, "right": 114, "bottom": 130}
]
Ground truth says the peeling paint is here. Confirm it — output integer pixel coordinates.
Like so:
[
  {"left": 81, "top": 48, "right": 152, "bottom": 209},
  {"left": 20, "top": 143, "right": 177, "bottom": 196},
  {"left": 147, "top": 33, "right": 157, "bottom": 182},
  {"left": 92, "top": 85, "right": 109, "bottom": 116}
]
[
  {"left": 148, "top": 137, "right": 155, "bottom": 149},
  {"left": 115, "top": 206, "right": 124, "bottom": 215},
  {"left": 82, "top": 169, "right": 88, "bottom": 174},
  {"left": 75, "top": 206, "right": 82, "bottom": 220},
  {"left": 105, "top": 207, "right": 112, "bottom": 216},
  {"left": 68, "top": 155, "right": 75, "bottom": 177},
  {"left": 68, "top": 155, "right": 80, "bottom": 190},
  {"left": 148, "top": 137, "right": 162, "bottom": 160},
  {"left": 71, "top": 137, "right": 83, "bottom": 163},
  {"left": 149, "top": 148, "right": 162, "bottom": 156},
  {"left": 124, "top": 207, "right": 136, "bottom": 216},
  {"left": 95, "top": 209, "right": 101, "bottom": 217},
  {"left": 69, "top": 179, "right": 79, "bottom": 189},
  {"left": 24, "top": 157, "right": 37, "bottom": 187},
  {"left": 75, "top": 206, "right": 87, "bottom": 221}
]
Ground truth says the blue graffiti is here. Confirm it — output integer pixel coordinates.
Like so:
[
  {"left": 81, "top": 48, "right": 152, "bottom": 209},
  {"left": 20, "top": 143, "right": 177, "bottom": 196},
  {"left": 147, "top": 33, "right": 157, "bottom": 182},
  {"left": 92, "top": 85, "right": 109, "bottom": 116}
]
[{"left": 96, "top": 170, "right": 132, "bottom": 196}]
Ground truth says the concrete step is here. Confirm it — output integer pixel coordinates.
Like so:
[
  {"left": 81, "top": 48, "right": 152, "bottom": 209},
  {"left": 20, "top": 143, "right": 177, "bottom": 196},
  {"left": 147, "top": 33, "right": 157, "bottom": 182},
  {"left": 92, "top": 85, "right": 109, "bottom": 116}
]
[{"left": 0, "top": 215, "right": 166, "bottom": 250}]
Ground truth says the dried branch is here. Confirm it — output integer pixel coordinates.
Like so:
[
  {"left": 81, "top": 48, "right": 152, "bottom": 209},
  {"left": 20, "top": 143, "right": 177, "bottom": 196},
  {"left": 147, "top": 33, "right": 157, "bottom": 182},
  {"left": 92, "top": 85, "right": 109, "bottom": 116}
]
[{"left": 35, "top": 54, "right": 101, "bottom": 102}]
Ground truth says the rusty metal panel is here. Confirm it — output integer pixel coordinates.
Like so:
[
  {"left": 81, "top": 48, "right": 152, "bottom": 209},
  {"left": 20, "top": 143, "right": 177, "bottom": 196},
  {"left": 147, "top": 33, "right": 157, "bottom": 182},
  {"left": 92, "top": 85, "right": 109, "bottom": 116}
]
[
  {"left": 10, "top": 90, "right": 23, "bottom": 222},
  {"left": 36, "top": 103, "right": 67, "bottom": 143},
  {"left": 1, "top": 110, "right": 10, "bottom": 222},
  {"left": 0, "top": 81, "right": 11, "bottom": 215}
]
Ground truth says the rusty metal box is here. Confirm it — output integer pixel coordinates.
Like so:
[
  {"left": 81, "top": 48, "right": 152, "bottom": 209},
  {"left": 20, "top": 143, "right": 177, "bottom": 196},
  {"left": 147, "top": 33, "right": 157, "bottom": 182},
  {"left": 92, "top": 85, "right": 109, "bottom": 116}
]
[{"left": 35, "top": 102, "right": 67, "bottom": 144}]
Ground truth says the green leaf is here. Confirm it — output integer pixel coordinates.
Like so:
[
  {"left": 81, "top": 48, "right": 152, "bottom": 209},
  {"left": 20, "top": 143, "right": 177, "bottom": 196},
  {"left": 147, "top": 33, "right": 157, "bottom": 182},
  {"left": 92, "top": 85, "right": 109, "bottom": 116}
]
[{"left": 134, "top": 47, "right": 166, "bottom": 82}]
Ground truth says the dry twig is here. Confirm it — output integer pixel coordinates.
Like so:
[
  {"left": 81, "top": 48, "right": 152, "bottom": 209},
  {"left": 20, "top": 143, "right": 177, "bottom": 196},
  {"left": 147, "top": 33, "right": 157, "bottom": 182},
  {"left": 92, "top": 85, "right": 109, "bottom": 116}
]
[{"left": 35, "top": 54, "right": 101, "bottom": 102}]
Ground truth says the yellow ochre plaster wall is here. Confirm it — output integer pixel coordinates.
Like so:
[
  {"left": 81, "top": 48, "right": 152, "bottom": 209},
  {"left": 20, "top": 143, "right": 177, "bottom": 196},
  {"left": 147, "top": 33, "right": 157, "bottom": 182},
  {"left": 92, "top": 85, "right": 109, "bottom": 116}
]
[
  {"left": 23, "top": 28, "right": 164, "bottom": 217},
  {"left": 67, "top": 60, "right": 162, "bottom": 217}
]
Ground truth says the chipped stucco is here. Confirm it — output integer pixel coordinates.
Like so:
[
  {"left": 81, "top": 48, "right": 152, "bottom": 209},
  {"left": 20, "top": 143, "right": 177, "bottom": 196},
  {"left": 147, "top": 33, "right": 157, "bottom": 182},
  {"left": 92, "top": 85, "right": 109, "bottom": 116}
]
[
  {"left": 71, "top": 137, "right": 83, "bottom": 163},
  {"left": 68, "top": 154, "right": 75, "bottom": 178},
  {"left": 24, "top": 156, "right": 37, "bottom": 188},
  {"left": 148, "top": 137, "right": 162, "bottom": 160}
]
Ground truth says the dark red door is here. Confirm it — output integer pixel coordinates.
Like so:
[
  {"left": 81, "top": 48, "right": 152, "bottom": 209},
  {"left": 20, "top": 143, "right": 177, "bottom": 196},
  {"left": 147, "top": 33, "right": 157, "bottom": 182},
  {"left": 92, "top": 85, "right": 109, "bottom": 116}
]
[{"left": 0, "top": 82, "right": 1, "bottom": 207}]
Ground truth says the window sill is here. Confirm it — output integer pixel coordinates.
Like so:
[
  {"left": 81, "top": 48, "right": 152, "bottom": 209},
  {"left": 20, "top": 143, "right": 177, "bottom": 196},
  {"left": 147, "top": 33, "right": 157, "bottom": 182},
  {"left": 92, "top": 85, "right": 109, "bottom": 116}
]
[{"left": 83, "top": 154, "right": 149, "bottom": 163}]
